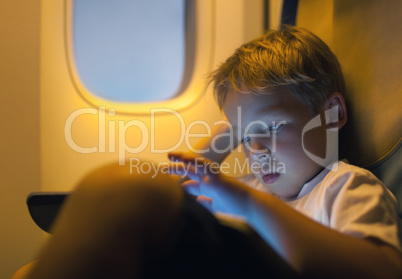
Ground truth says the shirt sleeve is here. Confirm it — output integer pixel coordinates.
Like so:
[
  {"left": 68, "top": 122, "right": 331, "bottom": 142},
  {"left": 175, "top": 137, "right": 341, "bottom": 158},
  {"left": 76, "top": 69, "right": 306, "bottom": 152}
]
[{"left": 328, "top": 165, "right": 401, "bottom": 251}]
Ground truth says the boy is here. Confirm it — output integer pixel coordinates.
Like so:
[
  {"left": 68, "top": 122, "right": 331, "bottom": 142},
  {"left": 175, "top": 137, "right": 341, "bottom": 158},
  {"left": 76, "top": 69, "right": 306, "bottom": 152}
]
[
  {"left": 168, "top": 26, "right": 402, "bottom": 277},
  {"left": 18, "top": 26, "right": 401, "bottom": 278}
]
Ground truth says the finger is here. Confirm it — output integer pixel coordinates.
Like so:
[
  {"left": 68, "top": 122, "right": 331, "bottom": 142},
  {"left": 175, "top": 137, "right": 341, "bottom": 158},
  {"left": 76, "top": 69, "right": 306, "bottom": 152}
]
[
  {"left": 168, "top": 163, "right": 192, "bottom": 176},
  {"left": 196, "top": 195, "right": 213, "bottom": 203},
  {"left": 168, "top": 152, "right": 206, "bottom": 166},
  {"left": 169, "top": 164, "right": 201, "bottom": 183},
  {"left": 196, "top": 195, "right": 214, "bottom": 212},
  {"left": 188, "top": 159, "right": 220, "bottom": 177},
  {"left": 180, "top": 155, "right": 208, "bottom": 165},
  {"left": 181, "top": 180, "right": 199, "bottom": 188},
  {"left": 167, "top": 152, "right": 185, "bottom": 163},
  {"left": 175, "top": 156, "right": 220, "bottom": 177},
  {"left": 168, "top": 153, "right": 220, "bottom": 177}
]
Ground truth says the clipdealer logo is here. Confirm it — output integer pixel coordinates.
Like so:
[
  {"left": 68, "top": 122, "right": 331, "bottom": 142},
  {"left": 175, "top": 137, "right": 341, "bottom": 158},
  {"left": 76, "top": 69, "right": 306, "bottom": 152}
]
[
  {"left": 64, "top": 106, "right": 339, "bottom": 171},
  {"left": 64, "top": 107, "right": 239, "bottom": 165}
]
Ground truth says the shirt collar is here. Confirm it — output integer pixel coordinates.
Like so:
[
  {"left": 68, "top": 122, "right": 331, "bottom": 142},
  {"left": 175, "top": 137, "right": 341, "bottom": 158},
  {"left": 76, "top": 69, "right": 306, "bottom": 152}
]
[{"left": 294, "top": 160, "right": 343, "bottom": 199}]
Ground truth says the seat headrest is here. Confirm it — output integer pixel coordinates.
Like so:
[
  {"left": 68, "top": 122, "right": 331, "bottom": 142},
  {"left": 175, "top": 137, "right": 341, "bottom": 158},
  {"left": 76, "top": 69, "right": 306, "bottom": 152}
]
[{"left": 297, "top": 0, "right": 402, "bottom": 167}]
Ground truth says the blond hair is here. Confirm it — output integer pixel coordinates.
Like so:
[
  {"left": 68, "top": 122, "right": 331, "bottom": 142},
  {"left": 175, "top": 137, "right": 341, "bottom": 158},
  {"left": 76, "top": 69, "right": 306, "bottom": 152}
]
[{"left": 208, "top": 26, "right": 345, "bottom": 114}]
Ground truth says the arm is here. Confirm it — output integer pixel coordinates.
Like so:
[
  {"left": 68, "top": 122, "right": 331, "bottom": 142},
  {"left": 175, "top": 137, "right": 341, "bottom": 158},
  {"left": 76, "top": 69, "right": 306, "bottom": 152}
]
[
  {"left": 168, "top": 153, "right": 402, "bottom": 279},
  {"left": 249, "top": 190, "right": 402, "bottom": 279}
]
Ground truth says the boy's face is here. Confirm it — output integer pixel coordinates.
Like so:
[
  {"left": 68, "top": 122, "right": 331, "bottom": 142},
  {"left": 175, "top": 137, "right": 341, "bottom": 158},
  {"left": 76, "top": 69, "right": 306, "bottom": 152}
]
[{"left": 222, "top": 87, "right": 327, "bottom": 200}]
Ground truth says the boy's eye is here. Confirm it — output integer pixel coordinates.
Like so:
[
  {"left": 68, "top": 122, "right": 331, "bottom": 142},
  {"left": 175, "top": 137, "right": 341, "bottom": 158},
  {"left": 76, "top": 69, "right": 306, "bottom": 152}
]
[
  {"left": 267, "top": 122, "right": 285, "bottom": 133},
  {"left": 241, "top": 136, "right": 251, "bottom": 144}
]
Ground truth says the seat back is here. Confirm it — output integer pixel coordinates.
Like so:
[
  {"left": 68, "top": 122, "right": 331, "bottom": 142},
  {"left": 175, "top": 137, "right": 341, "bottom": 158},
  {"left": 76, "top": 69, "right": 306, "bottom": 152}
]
[{"left": 296, "top": 0, "right": 402, "bottom": 216}]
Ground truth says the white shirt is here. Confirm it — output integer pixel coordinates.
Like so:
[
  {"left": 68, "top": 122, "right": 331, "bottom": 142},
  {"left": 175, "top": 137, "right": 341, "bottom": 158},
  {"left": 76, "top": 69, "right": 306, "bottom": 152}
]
[{"left": 238, "top": 161, "right": 401, "bottom": 251}]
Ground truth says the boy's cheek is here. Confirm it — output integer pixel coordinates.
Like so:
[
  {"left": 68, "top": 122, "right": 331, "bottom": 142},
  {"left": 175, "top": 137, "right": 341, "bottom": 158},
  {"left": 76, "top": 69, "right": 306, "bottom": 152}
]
[{"left": 302, "top": 126, "right": 327, "bottom": 159}]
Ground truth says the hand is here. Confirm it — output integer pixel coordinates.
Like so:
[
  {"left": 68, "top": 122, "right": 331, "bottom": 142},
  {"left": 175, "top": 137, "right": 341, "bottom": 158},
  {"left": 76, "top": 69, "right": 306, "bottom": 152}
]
[{"left": 168, "top": 152, "right": 251, "bottom": 217}]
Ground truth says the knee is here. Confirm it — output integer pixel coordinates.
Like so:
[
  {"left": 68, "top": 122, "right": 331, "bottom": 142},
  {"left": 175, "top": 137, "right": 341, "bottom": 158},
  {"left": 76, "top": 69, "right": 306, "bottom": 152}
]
[
  {"left": 24, "top": 161, "right": 185, "bottom": 279},
  {"left": 82, "top": 160, "right": 183, "bottom": 207},
  {"left": 12, "top": 261, "right": 37, "bottom": 279},
  {"left": 52, "top": 160, "right": 184, "bottom": 237}
]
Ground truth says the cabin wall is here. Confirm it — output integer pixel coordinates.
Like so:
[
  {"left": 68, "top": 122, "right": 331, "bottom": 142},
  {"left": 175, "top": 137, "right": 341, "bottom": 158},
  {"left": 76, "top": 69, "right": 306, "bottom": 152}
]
[{"left": 0, "top": 0, "right": 44, "bottom": 278}]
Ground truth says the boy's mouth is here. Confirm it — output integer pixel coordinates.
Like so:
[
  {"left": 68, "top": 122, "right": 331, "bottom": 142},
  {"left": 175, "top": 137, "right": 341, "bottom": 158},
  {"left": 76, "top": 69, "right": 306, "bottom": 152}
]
[{"left": 261, "top": 173, "right": 280, "bottom": 184}]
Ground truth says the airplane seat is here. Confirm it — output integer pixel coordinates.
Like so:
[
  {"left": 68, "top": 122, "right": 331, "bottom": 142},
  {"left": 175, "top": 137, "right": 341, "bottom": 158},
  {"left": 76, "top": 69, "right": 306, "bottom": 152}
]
[{"left": 296, "top": 0, "right": 402, "bottom": 217}]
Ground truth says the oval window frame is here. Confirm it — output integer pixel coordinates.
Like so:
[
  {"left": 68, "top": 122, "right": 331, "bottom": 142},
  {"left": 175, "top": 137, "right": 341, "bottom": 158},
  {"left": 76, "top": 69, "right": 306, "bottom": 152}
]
[{"left": 64, "top": 0, "right": 215, "bottom": 114}]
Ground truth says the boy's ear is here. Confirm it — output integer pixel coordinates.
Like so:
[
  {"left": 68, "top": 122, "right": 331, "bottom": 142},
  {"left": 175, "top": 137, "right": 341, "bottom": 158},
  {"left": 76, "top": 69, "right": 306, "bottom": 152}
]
[{"left": 325, "top": 92, "right": 347, "bottom": 130}]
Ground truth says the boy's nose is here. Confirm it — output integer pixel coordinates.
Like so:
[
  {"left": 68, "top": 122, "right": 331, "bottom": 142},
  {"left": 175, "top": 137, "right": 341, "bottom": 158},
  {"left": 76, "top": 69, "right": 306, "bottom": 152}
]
[{"left": 249, "top": 143, "right": 271, "bottom": 161}]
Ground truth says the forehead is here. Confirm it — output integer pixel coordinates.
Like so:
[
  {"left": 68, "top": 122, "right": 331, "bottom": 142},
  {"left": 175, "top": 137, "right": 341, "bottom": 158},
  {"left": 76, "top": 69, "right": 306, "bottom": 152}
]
[{"left": 222, "top": 87, "right": 310, "bottom": 122}]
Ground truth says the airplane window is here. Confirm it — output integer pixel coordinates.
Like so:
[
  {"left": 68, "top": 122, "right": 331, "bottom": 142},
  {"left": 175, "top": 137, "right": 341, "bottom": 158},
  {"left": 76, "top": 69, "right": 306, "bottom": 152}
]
[{"left": 72, "top": 0, "right": 186, "bottom": 102}]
